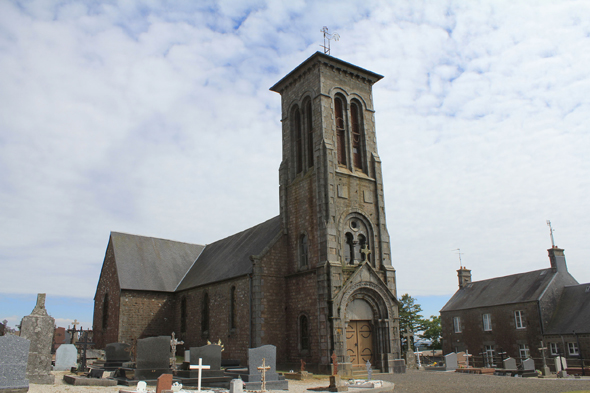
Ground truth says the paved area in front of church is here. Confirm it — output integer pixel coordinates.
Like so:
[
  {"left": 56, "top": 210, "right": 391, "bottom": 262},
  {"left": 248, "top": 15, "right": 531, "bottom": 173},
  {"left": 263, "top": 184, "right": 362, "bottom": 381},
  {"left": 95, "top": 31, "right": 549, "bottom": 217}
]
[{"left": 28, "top": 370, "right": 590, "bottom": 393}]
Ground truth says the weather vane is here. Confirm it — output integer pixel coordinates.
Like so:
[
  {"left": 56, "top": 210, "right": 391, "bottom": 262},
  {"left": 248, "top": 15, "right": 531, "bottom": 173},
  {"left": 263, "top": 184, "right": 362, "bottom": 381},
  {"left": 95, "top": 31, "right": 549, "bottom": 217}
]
[
  {"left": 546, "top": 220, "right": 556, "bottom": 248},
  {"left": 453, "top": 248, "right": 464, "bottom": 269},
  {"left": 320, "top": 26, "right": 339, "bottom": 55}
]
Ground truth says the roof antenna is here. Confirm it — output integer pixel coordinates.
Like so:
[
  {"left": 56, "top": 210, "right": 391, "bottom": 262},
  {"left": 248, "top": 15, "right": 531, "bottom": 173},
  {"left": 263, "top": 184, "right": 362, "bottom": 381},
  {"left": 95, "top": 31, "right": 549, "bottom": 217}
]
[
  {"left": 453, "top": 248, "right": 464, "bottom": 269},
  {"left": 546, "top": 220, "right": 556, "bottom": 248},
  {"left": 320, "top": 26, "right": 339, "bottom": 55}
]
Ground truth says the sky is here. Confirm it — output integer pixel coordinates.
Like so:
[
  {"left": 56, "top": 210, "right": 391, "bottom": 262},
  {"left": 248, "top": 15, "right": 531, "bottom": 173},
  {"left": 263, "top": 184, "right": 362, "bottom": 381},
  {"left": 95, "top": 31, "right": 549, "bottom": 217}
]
[{"left": 1, "top": 0, "right": 589, "bottom": 330}]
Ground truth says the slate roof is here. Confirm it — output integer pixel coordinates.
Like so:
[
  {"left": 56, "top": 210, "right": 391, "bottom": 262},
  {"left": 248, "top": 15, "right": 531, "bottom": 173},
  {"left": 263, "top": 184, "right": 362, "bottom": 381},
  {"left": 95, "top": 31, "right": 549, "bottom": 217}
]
[
  {"left": 110, "top": 232, "right": 205, "bottom": 292},
  {"left": 441, "top": 268, "right": 557, "bottom": 312},
  {"left": 544, "top": 283, "right": 590, "bottom": 334},
  {"left": 176, "top": 215, "right": 283, "bottom": 291}
]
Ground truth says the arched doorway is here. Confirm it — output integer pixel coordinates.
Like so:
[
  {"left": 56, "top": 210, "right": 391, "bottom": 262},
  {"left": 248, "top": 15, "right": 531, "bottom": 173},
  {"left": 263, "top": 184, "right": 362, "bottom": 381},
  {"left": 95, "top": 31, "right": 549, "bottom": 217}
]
[{"left": 346, "top": 299, "right": 374, "bottom": 365}]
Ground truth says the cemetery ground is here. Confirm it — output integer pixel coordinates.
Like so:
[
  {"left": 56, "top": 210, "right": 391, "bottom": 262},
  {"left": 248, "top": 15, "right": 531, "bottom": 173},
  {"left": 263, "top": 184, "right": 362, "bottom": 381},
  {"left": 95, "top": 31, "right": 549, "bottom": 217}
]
[{"left": 25, "top": 369, "right": 590, "bottom": 393}]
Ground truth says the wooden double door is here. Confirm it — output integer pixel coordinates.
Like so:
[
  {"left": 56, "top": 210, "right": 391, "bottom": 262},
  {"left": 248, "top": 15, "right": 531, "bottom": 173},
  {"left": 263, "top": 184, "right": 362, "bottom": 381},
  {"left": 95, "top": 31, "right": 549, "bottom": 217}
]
[{"left": 346, "top": 320, "right": 374, "bottom": 365}]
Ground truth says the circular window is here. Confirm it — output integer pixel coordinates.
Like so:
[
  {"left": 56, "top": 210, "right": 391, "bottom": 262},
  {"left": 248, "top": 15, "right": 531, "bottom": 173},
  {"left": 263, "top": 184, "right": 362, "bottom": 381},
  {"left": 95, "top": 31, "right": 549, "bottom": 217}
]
[{"left": 350, "top": 220, "right": 359, "bottom": 231}]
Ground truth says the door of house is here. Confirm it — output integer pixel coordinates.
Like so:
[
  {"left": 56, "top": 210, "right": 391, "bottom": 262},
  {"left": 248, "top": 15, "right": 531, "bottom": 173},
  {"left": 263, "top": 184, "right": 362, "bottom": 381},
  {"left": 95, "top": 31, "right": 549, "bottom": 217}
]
[{"left": 346, "top": 320, "right": 374, "bottom": 365}]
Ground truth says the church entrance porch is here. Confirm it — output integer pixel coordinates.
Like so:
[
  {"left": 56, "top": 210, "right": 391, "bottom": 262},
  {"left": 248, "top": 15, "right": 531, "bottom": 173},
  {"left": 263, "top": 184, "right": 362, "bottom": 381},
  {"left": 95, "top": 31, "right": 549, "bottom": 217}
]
[{"left": 346, "top": 320, "right": 374, "bottom": 365}]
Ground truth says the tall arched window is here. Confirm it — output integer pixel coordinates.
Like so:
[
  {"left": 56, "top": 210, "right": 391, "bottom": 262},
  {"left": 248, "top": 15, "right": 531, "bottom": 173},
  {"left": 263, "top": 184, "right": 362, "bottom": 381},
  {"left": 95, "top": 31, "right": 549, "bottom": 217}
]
[
  {"left": 299, "top": 234, "right": 308, "bottom": 268},
  {"left": 300, "top": 314, "right": 310, "bottom": 351},
  {"left": 306, "top": 100, "right": 314, "bottom": 168},
  {"left": 201, "top": 292, "right": 209, "bottom": 335},
  {"left": 102, "top": 293, "right": 109, "bottom": 330},
  {"left": 180, "top": 296, "right": 187, "bottom": 333},
  {"left": 350, "top": 101, "right": 364, "bottom": 171},
  {"left": 294, "top": 107, "right": 303, "bottom": 174},
  {"left": 335, "top": 96, "right": 347, "bottom": 166},
  {"left": 230, "top": 286, "right": 237, "bottom": 330}
]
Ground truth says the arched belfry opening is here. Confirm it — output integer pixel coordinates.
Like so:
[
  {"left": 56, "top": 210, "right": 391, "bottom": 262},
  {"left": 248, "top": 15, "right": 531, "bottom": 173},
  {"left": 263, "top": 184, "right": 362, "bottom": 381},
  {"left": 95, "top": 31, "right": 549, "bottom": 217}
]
[{"left": 341, "top": 213, "right": 374, "bottom": 267}]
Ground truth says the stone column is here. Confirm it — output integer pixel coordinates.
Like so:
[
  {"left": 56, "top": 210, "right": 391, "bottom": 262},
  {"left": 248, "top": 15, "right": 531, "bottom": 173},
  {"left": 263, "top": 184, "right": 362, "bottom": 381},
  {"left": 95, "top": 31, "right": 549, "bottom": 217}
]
[{"left": 20, "top": 293, "right": 55, "bottom": 384}]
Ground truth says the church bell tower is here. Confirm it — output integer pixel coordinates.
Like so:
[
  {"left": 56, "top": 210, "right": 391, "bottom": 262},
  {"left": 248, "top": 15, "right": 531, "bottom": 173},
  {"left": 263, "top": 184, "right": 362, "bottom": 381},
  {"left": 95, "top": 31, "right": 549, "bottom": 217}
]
[{"left": 271, "top": 52, "right": 400, "bottom": 373}]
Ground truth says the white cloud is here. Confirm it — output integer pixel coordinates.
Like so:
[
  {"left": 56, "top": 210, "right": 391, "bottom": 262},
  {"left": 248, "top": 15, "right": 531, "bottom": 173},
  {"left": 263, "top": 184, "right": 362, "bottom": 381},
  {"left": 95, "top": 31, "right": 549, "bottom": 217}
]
[{"left": 0, "top": 0, "right": 589, "bottom": 305}]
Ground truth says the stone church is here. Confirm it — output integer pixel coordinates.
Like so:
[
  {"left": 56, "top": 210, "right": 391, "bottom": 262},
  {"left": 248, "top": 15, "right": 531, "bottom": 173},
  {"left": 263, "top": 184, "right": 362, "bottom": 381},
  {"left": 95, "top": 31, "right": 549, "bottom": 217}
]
[{"left": 93, "top": 52, "right": 401, "bottom": 374}]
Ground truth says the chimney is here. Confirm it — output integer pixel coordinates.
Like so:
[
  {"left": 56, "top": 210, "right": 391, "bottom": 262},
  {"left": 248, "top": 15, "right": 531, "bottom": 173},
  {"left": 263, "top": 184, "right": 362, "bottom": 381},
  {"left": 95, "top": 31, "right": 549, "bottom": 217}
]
[
  {"left": 548, "top": 247, "right": 568, "bottom": 273},
  {"left": 457, "top": 267, "right": 472, "bottom": 289}
]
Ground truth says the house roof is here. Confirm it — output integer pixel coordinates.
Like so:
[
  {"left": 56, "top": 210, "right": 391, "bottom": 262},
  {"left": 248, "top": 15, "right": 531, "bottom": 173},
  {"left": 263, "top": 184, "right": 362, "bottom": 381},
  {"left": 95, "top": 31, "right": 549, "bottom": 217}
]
[
  {"left": 175, "top": 216, "right": 283, "bottom": 291},
  {"left": 110, "top": 232, "right": 205, "bottom": 292},
  {"left": 544, "top": 283, "right": 590, "bottom": 335},
  {"left": 440, "top": 268, "right": 557, "bottom": 312}
]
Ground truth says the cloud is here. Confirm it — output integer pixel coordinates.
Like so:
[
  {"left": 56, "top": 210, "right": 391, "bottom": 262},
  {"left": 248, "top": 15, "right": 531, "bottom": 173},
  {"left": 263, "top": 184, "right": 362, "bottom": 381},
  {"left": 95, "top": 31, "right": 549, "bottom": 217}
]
[{"left": 0, "top": 0, "right": 589, "bottom": 305}]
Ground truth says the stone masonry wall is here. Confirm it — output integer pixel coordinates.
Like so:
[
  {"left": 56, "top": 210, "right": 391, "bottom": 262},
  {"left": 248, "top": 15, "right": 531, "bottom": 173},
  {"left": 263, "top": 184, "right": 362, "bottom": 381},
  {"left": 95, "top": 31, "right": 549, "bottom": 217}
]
[
  {"left": 176, "top": 276, "right": 251, "bottom": 366},
  {"left": 118, "top": 290, "right": 175, "bottom": 344},
  {"left": 442, "top": 301, "right": 543, "bottom": 365},
  {"left": 92, "top": 240, "right": 121, "bottom": 348}
]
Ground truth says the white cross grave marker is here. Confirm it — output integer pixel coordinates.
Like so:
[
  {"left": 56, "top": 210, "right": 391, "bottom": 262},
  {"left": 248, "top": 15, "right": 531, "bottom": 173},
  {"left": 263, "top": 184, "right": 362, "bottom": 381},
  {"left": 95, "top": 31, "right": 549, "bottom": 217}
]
[
  {"left": 463, "top": 350, "right": 473, "bottom": 368},
  {"left": 190, "top": 357, "right": 211, "bottom": 392}
]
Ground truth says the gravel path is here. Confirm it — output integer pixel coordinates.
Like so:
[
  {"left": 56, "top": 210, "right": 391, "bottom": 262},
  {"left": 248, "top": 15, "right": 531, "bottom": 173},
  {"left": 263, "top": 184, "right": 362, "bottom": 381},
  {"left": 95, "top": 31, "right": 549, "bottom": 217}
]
[
  {"left": 28, "top": 370, "right": 590, "bottom": 393},
  {"left": 380, "top": 369, "right": 590, "bottom": 393}
]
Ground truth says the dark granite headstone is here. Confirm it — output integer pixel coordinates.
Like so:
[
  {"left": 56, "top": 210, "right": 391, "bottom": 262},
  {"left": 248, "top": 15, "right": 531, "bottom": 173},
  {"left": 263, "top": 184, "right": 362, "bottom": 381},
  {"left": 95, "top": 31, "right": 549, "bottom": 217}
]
[
  {"left": 135, "top": 336, "right": 171, "bottom": 380},
  {"left": 240, "top": 345, "right": 288, "bottom": 390},
  {"left": 191, "top": 345, "right": 222, "bottom": 371},
  {"left": 392, "top": 359, "right": 406, "bottom": 374},
  {"left": 0, "top": 335, "right": 30, "bottom": 393},
  {"left": 19, "top": 293, "right": 55, "bottom": 384},
  {"left": 105, "top": 343, "right": 131, "bottom": 363}
]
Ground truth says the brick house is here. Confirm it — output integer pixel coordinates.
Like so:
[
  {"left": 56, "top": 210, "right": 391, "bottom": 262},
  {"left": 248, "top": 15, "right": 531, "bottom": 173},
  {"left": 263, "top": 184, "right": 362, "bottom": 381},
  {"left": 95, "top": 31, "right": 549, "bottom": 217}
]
[
  {"left": 93, "top": 52, "right": 401, "bottom": 374},
  {"left": 441, "top": 246, "right": 589, "bottom": 368}
]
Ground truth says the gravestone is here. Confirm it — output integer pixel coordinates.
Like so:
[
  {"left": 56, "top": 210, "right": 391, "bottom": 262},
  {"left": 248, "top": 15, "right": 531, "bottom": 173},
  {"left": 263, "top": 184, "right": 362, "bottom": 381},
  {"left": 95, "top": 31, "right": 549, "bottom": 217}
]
[
  {"left": 392, "top": 359, "right": 406, "bottom": 374},
  {"left": 190, "top": 344, "right": 223, "bottom": 377},
  {"left": 135, "top": 336, "right": 171, "bottom": 380},
  {"left": 156, "top": 373, "right": 173, "bottom": 393},
  {"left": 555, "top": 356, "right": 568, "bottom": 377},
  {"left": 503, "top": 357, "right": 517, "bottom": 370},
  {"left": 19, "top": 293, "right": 55, "bottom": 384},
  {"left": 105, "top": 342, "right": 131, "bottom": 364},
  {"left": 522, "top": 358, "right": 535, "bottom": 371},
  {"left": 230, "top": 378, "right": 244, "bottom": 393},
  {"left": 54, "top": 344, "right": 78, "bottom": 371},
  {"left": 240, "top": 345, "right": 288, "bottom": 390},
  {"left": 444, "top": 352, "right": 457, "bottom": 371},
  {"left": 0, "top": 335, "right": 30, "bottom": 393}
]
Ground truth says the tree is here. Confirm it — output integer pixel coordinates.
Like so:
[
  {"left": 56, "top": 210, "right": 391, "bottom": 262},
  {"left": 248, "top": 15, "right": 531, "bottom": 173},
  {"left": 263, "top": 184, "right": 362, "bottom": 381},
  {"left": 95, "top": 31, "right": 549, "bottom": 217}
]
[
  {"left": 420, "top": 315, "right": 442, "bottom": 349},
  {"left": 398, "top": 293, "right": 424, "bottom": 351}
]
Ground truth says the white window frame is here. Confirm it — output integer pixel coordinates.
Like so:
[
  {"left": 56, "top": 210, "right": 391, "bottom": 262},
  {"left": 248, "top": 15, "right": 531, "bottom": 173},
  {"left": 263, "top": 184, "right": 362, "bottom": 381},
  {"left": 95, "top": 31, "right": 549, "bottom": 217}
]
[
  {"left": 453, "top": 316, "right": 462, "bottom": 333},
  {"left": 550, "top": 342, "right": 559, "bottom": 355},
  {"left": 519, "top": 344, "right": 530, "bottom": 359},
  {"left": 568, "top": 342, "right": 579, "bottom": 356},
  {"left": 482, "top": 313, "right": 492, "bottom": 331},
  {"left": 514, "top": 310, "right": 525, "bottom": 329}
]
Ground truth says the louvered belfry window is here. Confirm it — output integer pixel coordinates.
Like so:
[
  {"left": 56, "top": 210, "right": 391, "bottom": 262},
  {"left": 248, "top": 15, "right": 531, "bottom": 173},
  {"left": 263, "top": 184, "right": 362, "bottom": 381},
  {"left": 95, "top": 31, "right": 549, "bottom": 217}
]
[{"left": 335, "top": 97, "right": 347, "bottom": 166}]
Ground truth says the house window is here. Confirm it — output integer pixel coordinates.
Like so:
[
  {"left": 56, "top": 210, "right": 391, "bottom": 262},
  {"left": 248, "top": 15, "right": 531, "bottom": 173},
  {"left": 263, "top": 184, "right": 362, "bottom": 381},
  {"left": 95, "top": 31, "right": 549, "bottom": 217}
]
[
  {"left": 453, "top": 316, "right": 462, "bottom": 333},
  {"left": 306, "top": 100, "right": 314, "bottom": 168},
  {"left": 102, "top": 293, "right": 109, "bottom": 330},
  {"left": 201, "top": 293, "right": 210, "bottom": 336},
  {"left": 180, "top": 296, "right": 187, "bottom": 333},
  {"left": 519, "top": 344, "right": 530, "bottom": 360},
  {"left": 568, "top": 342, "right": 579, "bottom": 356},
  {"left": 482, "top": 313, "right": 492, "bottom": 331},
  {"left": 550, "top": 342, "right": 559, "bottom": 356},
  {"left": 300, "top": 315, "right": 310, "bottom": 351},
  {"left": 335, "top": 96, "right": 347, "bottom": 166},
  {"left": 299, "top": 234, "right": 308, "bottom": 268},
  {"left": 230, "top": 287, "right": 236, "bottom": 330},
  {"left": 514, "top": 310, "right": 525, "bottom": 329}
]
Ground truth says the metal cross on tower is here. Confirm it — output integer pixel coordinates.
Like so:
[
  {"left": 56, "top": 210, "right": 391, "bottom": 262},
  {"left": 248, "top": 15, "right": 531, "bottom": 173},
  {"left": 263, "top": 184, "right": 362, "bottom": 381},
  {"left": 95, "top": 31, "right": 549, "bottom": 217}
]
[
  {"left": 320, "top": 26, "right": 340, "bottom": 55},
  {"left": 547, "top": 220, "right": 556, "bottom": 247}
]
